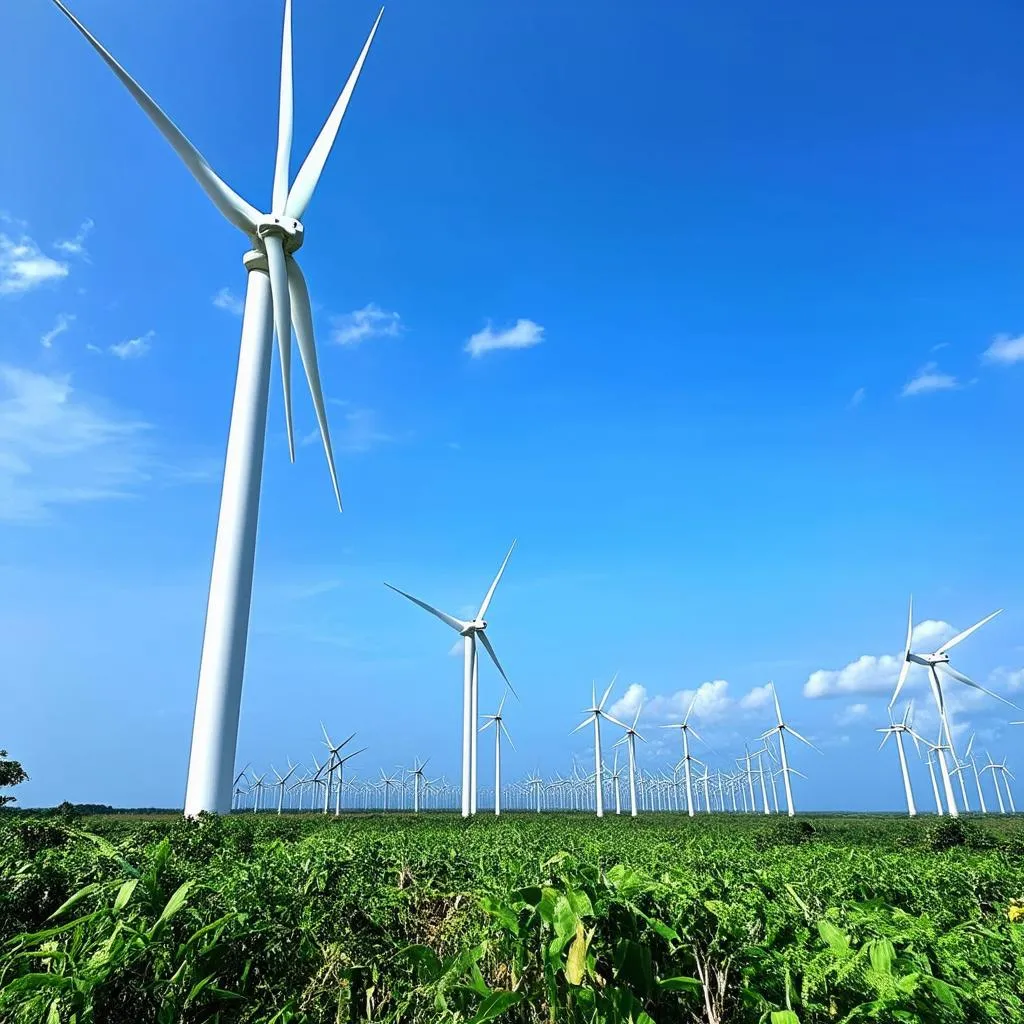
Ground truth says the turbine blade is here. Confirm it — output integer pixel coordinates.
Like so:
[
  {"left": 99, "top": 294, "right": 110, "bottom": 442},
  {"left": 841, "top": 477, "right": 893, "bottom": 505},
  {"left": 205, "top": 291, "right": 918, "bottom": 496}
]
[
  {"left": 477, "top": 539, "right": 516, "bottom": 620},
  {"left": 264, "top": 234, "right": 294, "bottom": 461},
  {"left": 787, "top": 727, "right": 823, "bottom": 754},
  {"left": 50, "top": 0, "right": 259, "bottom": 235},
  {"left": 771, "top": 681, "right": 783, "bottom": 726},
  {"left": 603, "top": 713, "right": 628, "bottom": 729},
  {"left": 320, "top": 722, "right": 334, "bottom": 748},
  {"left": 571, "top": 716, "right": 592, "bottom": 735},
  {"left": 878, "top": 731, "right": 892, "bottom": 750},
  {"left": 501, "top": 720, "right": 516, "bottom": 751},
  {"left": 688, "top": 726, "right": 705, "bottom": 745},
  {"left": 272, "top": 0, "right": 294, "bottom": 213},
  {"left": 633, "top": 730, "right": 647, "bottom": 743},
  {"left": 965, "top": 733, "right": 975, "bottom": 759},
  {"left": 286, "top": 8, "right": 384, "bottom": 219},
  {"left": 889, "top": 598, "right": 915, "bottom": 708},
  {"left": 939, "top": 663, "right": 1020, "bottom": 708},
  {"left": 631, "top": 702, "right": 643, "bottom": 729},
  {"left": 286, "top": 257, "right": 341, "bottom": 508},
  {"left": 599, "top": 673, "right": 618, "bottom": 711},
  {"left": 478, "top": 631, "right": 517, "bottom": 698},
  {"left": 683, "top": 691, "right": 699, "bottom": 725},
  {"left": 383, "top": 583, "right": 466, "bottom": 633},
  {"left": 935, "top": 609, "right": 1002, "bottom": 655}
]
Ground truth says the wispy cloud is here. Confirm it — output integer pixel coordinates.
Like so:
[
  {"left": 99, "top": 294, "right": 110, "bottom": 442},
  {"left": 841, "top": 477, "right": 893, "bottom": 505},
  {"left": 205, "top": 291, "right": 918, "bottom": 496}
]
[
  {"left": 608, "top": 679, "right": 777, "bottom": 726},
  {"left": 0, "top": 232, "right": 68, "bottom": 296},
  {"left": 212, "top": 287, "right": 244, "bottom": 317},
  {"left": 836, "top": 702, "right": 868, "bottom": 725},
  {"left": 982, "top": 333, "right": 1024, "bottom": 366},
  {"left": 41, "top": 313, "right": 75, "bottom": 349},
  {"left": 465, "top": 318, "right": 544, "bottom": 358},
  {"left": 900, "top": 362, "right": 958, "bottom": 397},
  {"left": 54, "top": 218, "right": 94, "bottom": 260},
  {"left": 847, "top": 386, "right": 865, "bottom": 409},
  {"left": 300, "top": 407, "right": 392, "bottom": 454},
  {"left": 330, "top": 303, "right": 401, "bottom": 346},
  {"left": 109, "top": 330, "right": 154, "bottom": 360},
  {"left": 0, "top": 365, "right": 152, "bottom": 522}
]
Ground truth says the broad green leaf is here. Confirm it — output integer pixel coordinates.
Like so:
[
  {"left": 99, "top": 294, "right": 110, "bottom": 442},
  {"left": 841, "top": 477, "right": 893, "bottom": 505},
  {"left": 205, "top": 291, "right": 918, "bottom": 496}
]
[
  {"left": 659, "top": 976, "right": 702, "bottom": 993},
  {"left": 151, "top": 881, "right": 193, "bottom": 934},
  {"left": 480, "top": 895, "right": 519, "bottom": 933},
  {"left": 467, "top": 991, "right": 522, "bottom": 1023},
  {"left": 867, "top": 938, "right": 895, "bottom": 976},
  {"left": 46, "top": 882, "right": 103, "bottom": 921},
  {"left": 553, "top": 895, "right": 579, "bottom": 941},
  {"left": 113, "top": 879, "right": 139, "bottom": 913},
  {"left": 770, "top": 1012, "right": 801, "bottom": 1024},
  {"left": 398, "top": 944, "right": 442, "bottom": 982},
  {"left": 1, "top": 973, "right": 75, "bottom": 993},
  {"left": 565, "top": 921, "right": 588, "bottom": 985},
  {"left": 817, "top": 920, "right": 851, "bottom": 956}
]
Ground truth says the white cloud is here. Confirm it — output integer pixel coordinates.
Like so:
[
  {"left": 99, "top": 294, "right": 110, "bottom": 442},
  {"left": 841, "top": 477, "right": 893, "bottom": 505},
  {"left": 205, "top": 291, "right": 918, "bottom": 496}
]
[
  {"left": 330, "top": 303, "right": 401, "bottom": 346},
  {"left": 212, "top": 287, "right": 244, "bottom": 317},
  {"left": 848, "top": 387, "right": 865, "bottom": 408},
  {"left": 901, "top": 362, "right": 958, "bottom": 397},
  {"left": 837, "top": 703, "right": 868, "bottom": 725},
  {"left": 0, "top": 232, "right": 68, "bottom": 295},
  {"left": 41, "top": 313, "right": 75, "bottom": 349},
  {"left": 982, "top": 334, "right": 1024, "bottom": 366},
  {"left": 0, "top": 365, "right": 152, "bottom": 522},
  {"left": 109, "top": 331, "right": 153, "bottom": 360},
  {"left": 54, "top": 218, "right": 94, "bottom": 260},
  {"left": 465, "top": 318, "right": 544, "bottom": 358},
  {"left": 608, "top": 679, "right": 774, "bottom": 727}
]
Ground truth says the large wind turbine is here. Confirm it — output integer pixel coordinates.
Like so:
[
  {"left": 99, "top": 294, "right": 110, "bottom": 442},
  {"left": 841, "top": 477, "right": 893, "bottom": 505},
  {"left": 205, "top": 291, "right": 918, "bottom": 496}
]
[
  {"left": 385, "top": 541, "right": 516, "bottom": 817},
  {"left": 890, "top": 597, "right": 1014, "bottom": 817},
  {"left": 49, "top": 1, "right": 384, "bottom": 816},
  {"left": 762, "top": 683, "right": 821, "bottom": 817},
  {"left": 481, "top": 692, "right": 515, "bottom": 816},
  {"left": 572, "top": 678, "right": 625, "bottom": 818},
  {"left": 661, "top": 693, "right": 705, "bottom": 817}
]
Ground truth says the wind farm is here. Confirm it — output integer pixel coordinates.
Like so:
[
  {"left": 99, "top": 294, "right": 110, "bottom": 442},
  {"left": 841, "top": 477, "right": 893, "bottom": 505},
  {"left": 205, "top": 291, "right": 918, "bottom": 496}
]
[{"left": 4, "top": 0, "right": 1024, "bottom": 1020}]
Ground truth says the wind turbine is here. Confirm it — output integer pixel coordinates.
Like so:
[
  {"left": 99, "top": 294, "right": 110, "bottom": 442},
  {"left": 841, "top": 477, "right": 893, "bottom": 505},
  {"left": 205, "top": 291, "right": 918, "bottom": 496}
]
[
  {"left": 407, "top": 758, "right": 429, "bottom": 814},
  {"left": 890, "top": 597, "right": 1014, "bottom": 817},
  {"left": 762, "top": 683, "right": 821, "bottom": 817},
  {"left": 385, "top": 541, "right": 516, "bottom": 817},
  {"left": 613, "top": 702, "right": 646, "bottom": 817},
  {"left": 963, "top": 735, "right": 987, "bottom": 813},
  {"left": 319, "top": 725, "right": 355, "bottom": 815},
  {"left": 608, "top": 751, "right": 624, "bottom": 815},
  {"left": 379, "top": 769, "right": 400, "bottom": 812},
  {"left": 333, "top": 746, "right": 365, "bottom": 815},
  {"left": 481, "top": 692, "right": 515, "bottom": 816},
  {"left": 271, "top": 762, "right": 298, "bottom": 815},
  {"left": 250, "top": 773, "right": 267, "bottom": 813},
  {"left": 48, "top": 0, "right": 384, "bottom": 816},
  {"left": 573, "top": 678, "right": 625, "bottom": 818},
  {"left": 661, "top": 694, "right": 705, "bottom": 817},
  {"left": 876, "top": 703, "right": 920, "bottom": 817}
]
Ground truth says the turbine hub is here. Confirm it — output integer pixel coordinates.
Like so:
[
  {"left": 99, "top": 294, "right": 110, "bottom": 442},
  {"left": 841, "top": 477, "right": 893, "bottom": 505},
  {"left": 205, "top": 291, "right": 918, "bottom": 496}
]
[{"left": 255, "top": 214, "right": 304, "bottom": 254}]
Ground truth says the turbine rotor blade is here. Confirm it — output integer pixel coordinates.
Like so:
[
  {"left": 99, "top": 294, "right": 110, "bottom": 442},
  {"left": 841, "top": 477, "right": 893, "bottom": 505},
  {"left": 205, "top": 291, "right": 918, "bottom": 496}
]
[
  {"left": 478, "top": 631, "right": 517, "bottom": 697},
  {"left": 770, "top": 681, "right": 783, "bottom": 726},
  {"left": 598, "top": 674, "right": 617, "bottom": 711},
  {"left": 286, "top": 257, "right": 341, "bottom": 508},
  {"left": 263, "top": 234, "right": 294, "bottom": 461},
  {"left": 935, "top": 609, "right": 1002, "bottom": 656},
  {"left": 286, "top": 8, "right": 384, "bottom": 219},
  {"left": 383, "top": 583, "right": 466, "bottom": 633},
  {"left": 501, "top": 720, "right": 516, "bottom": 751},
  {"left": 571, "top": 716, "right": 593, "bottom": 735},
  {"left": 50, "top": 0, "right": 259, "bottom": 235},
  {"left": 683, "top": 691, "right": 699, "bottom": 725},
  {"left": 272, "top": 0, "right": 294, "bottom": 213},
  {"left": 477, "top": 539, "right": 516, "bottom": 620},
  {"left": 938, "top": 663, "right": 1020, "bottom": 708},
  {"left": 787, "top": 726, "right": 823, "bottom": 754}
]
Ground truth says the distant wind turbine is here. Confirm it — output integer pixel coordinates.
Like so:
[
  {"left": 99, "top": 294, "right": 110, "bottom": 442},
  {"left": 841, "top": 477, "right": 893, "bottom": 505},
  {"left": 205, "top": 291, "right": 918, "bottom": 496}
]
[
  {"left": 762, "top": 683, "right": 821, "bottom": 817},
  {"left": 614, "top": 702, "right": 646, "bottom": 817},
  {"left": 876, "top": 703, "right": 920, "bottom": 817},
  {"left": 572, "top": 677, "right": 625, "bottom": 818},
  {"left": 481, "top": 692, "right": 515, "bottom": 816},
  {"left": 385, "top": 541, "right": 517, "bottom": 817},
  {"left": 661, "top": 693, "right": 705, "bottom": 817}
]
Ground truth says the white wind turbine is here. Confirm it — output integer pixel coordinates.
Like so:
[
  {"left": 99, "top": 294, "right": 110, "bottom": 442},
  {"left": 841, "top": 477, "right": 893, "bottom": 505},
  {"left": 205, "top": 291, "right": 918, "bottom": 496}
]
[
  {"left": 613, "top": 702, "right": 646, "bottom": 817},
  {"left": 332, "top": 745, "right": 365, "bottom": 815},
  {"left": 661, "top": 693, "right": 705, "bottom": 817},
  {"left": 480, "top": 692, "right": 515, "bottom": 816},
  {"left": 876, "top": 703, "right": 920, "bottom": 817},
  {"left": 50, "top": 0, "right": 384, "bottom": 817},
  {"left": 890, "top": 597, "right": 1014, "bottom": 817},
  {"left": 407, "top": 758, "right": 429, "bottom": 814},
  {"left": 963, "top": 735, "right": 987, "bottom": 814},
  {"left": 762, "top": 683, "right": 821, "bottom": 817},
  {"left": 385, "top": 541, "right": 517, "bottom": 818},
  {"left": 572, "top": 678, "right": 625, "bottom": 818},
  {"left": 271, "top": 762, "right": 298, "bottom": 815}
]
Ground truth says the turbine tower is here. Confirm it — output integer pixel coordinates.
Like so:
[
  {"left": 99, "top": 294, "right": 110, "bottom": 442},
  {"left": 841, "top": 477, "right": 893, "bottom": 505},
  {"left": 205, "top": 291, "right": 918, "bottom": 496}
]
[
  {"left": 762, "top": 683, "right": 821, "bottom": 817},
  {"left": 876, "top": 703, "right": 920, "bottom": 817},
  {"left": 481, "top": 692, "right": 515, "bottom": 816},
  {"left": 890, "top": 597, "right": 1014, "bottom": 817},
  {"left": 572, "top": 677, "right": 625, "bottom": 818},
  {"left": 661, "top": 693, "right": 705, "bottom": 817},
  {"left": 49, "top": 0, "right": 384, "bottom": 816},
  {"left": 385, "top": 541, "right": 516, "bottom": 817},
  {"left": 614, "top": 702, "right": 646, "bottom": 817}
]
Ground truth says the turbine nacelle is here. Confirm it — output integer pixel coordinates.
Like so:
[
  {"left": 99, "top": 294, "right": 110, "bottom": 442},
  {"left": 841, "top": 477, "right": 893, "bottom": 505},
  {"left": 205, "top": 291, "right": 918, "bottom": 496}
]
[
  {"left": 462, "top": 619, "right": 488, "bottom": 635},
  {"left": 255, "top": 214, "right": 304, "bottom": 254},
  {"left": 908, "top": 651, "right": 948, "bottom": 667}
]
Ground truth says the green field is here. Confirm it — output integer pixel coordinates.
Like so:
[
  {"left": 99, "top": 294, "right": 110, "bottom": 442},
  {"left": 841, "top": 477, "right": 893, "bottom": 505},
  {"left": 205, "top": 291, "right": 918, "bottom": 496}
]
[{"left": 2, "top": 812, "right": 1024, "bottom": 1023}]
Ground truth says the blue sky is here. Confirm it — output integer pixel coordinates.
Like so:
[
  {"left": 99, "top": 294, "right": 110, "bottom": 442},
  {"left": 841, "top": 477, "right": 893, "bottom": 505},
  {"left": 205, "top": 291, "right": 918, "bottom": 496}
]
[{"left": 2, "top": 0, "right": 1023, "bottom": 811}]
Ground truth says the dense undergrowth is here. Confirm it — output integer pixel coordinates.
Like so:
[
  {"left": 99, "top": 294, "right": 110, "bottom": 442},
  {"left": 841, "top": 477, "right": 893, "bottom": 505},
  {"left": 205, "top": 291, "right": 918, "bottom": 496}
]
[{"left": 1, "top": 812, "right": 1023, "bottom": 1022}]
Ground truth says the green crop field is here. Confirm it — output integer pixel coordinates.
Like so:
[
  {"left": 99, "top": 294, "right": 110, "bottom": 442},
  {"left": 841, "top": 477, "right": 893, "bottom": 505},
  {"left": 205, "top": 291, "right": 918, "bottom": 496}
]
[{"left": 2, "top": 813, "right": 1024, "bottom": 1023}]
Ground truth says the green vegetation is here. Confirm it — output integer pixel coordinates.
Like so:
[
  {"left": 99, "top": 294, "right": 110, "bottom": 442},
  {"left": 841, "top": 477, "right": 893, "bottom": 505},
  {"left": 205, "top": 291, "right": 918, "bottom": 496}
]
[
  {"left": 0, "top": 749, "right": 27, "bottom": 808},
  {"left": 1, "top": 813, "right": 1023, "bottom": 1022}
]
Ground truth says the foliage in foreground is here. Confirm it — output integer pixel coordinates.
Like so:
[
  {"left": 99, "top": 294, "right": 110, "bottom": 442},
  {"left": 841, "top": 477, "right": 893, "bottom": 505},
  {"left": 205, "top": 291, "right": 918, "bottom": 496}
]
[
  {"left": 1, "top": 813, "right": 1024, "bottom": 1023},
  {"left": 0, "top": 749, "right": 28, "bottom": 808}
]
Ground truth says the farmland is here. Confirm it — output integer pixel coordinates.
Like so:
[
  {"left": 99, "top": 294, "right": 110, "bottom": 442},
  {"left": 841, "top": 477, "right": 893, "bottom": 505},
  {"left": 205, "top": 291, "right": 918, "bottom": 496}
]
[{"left": 2, "top": 813, "right": 1024, "bottom": 1023}]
